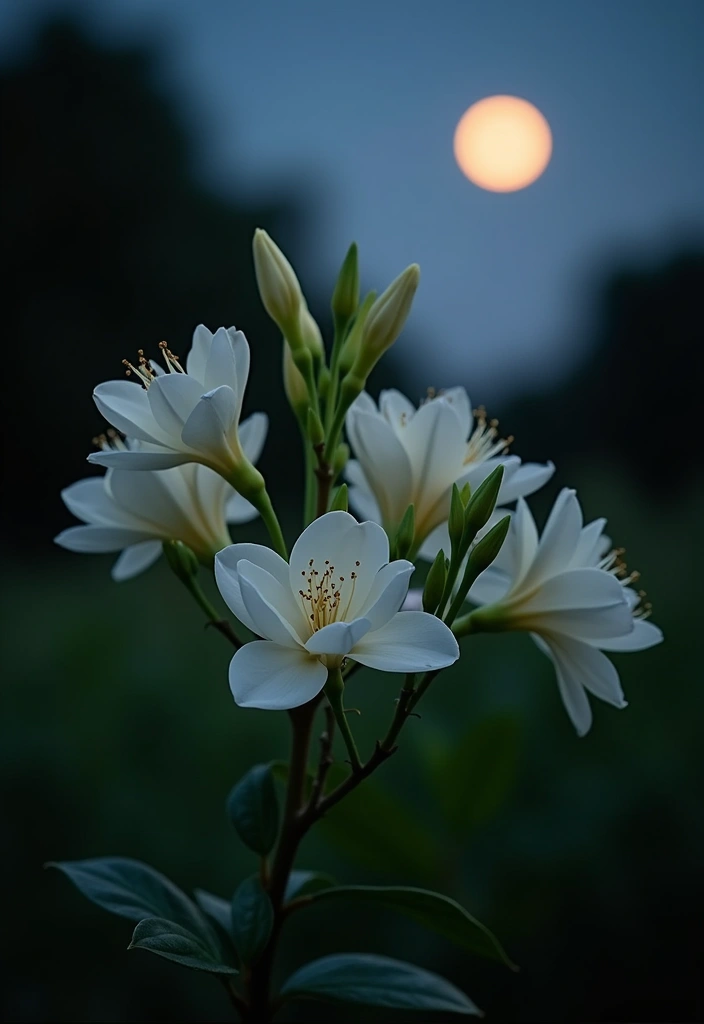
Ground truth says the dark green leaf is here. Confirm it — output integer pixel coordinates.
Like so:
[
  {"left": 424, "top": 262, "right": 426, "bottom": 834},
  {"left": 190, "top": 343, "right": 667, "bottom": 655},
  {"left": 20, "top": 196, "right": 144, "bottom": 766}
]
[
  {"left": 227, "top": 764, "right": 279, "bottom": 855},
  {"left": 280, "top": 952, "right": 481, "bottom": 1014},
  {"left": 194, "top": 889, "right": 233, "bottom": 936},
  {"left": 284, "top": 870, "right": 335, "bottom": 903},
  {"left": 129, "top": 918, "right": 238, "bottom": 975},
  {"left": 231, "top": 876, "right": 273, "bottom": 964},
  {"left": 309, "top": 885, "right": 517, "bottom": 969},
  {"left": 49, "top": 857, "right": 208, "bottom": 934},
  {"left": 424, "top": 713, "right": 521, "bottom": 833}
]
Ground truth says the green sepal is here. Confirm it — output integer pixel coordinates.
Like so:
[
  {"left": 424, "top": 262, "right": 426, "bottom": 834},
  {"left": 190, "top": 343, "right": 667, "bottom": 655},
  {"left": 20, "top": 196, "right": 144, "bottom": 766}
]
[
  {"left": 422, "top": 549, "right": 447, "bottom": 614},
  {"left": 230, "top": 876, "right": 274, "bottom": 965},
  {"left": 464, "top": 464, "right": 504, "bottom": 534},
  {"left": 226, "top": 764, "right": 279, "bottom": 856},
  {"left": 306, "top": 884, "right": 517, "bottom": 969},
  {"left": 129, "top": 917, "right": 238, "bottom": 975},
  {"left": 162, "top": 539, "right": 199, "bottom": 583},
  {"left": 279, "top": 952, "right": 480, "bottom": 1015},
  {"left": 329, "top": 483, "right": 349, "bottom": 512},
  {"left": 331, "top": 242, "right": 360, "bottom": 325}
]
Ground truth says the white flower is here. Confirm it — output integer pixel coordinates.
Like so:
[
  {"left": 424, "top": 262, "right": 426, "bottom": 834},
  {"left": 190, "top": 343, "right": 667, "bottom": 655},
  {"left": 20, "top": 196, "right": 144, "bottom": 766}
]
[
  {"left": 345, "top": 387, "right": 553, "bottom": 548},
  {"left": 87, "top": 326, "right": 267, "bottom": 488},
  {"left": 468, "top": 488, "right": 663, "bottom": 736},
  {"left": 215, "top": 511, "right": 459, "bottom": 710},
  {"left": 56, "top": 436, "right": 259, "bottom": 580}
]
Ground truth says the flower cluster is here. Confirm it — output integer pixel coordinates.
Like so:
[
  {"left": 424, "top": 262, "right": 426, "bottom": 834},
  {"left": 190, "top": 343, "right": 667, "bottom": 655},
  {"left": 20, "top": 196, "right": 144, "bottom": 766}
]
[{"left": 57, "top": 230, "right": 662, "bottom": 738}]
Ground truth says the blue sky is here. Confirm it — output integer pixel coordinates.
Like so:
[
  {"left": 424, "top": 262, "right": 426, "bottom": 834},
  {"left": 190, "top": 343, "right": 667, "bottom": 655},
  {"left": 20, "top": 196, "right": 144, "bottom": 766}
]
[{"left": 3, "top": 0, "right": 703, "bottom": 400}]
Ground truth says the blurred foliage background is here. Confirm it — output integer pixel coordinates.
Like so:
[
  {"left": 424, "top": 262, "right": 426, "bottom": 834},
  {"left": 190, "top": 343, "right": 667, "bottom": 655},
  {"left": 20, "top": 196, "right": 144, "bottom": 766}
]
[{"left": 1, "top": 17, "right": 703, "bottom": 1024}]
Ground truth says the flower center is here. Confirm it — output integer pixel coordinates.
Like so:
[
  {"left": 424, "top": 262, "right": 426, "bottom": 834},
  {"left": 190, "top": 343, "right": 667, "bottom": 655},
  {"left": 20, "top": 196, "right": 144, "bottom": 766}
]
[
  {"left": 122, "top": 342, "right": 185, "bottom": 389},
  {"left": 298, "top": 557, "right": 360, "bottom": 634},
  {"left": 600, "top": 547, "right": 652, "bottom": 619},
  {"left": 464, "top": 407, "right": 513, "bottom": 465}
]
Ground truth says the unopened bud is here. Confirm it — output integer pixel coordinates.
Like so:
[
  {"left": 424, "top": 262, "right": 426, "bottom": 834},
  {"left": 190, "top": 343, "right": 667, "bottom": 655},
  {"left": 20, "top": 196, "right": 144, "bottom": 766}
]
[
  {"left": 252, "top": 228, "right": 304, "bottom": 344},
  {"left": 459, "top": 482, "right": 471, "bottom": 506},
  {"left": 306, "top": 407, "right": 325, "bottom": 448},
  {"left": 352, "top": 264, "right": 420, "bottom": 379},
  {"left": 339, "top": 290, "right": 376, "bottom": 375},
  {"left": 330, "top": 483, "right": 349, "bottom": 512},
  {"left": 299, "top": 304, "right": 324, "bottom": 361},
  {"left": 282, "top": 344, "right": 309, "bottom": 420},
  {"left": 332, "top": 442, "right": 349, "bottom": 476},
  {"left": 465, "top": 464, "right": 505, "bottom": 534},
  {"left": 423, "top": 549, "right": 447, "bottom": 614},
  {"left": 467, "top": 516, "right": 510, "bottom": 578},
  {"left": 163, "top": 539, "right": 199, "bottom": 583},
  {"left": 394, "top": 503, "right": 415, "bottom": 560},
  {"left": 448, "top": 484, "right": 465, "bottom": 553},
  {"left": 331, "top": 242, "right": 360, "bottom": 326}
]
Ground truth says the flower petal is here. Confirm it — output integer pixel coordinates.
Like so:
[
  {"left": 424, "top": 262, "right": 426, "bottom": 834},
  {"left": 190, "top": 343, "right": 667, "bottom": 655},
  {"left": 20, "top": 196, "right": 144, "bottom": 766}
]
[
  {"left": 107, "top": 469, "right": 193, "bottom": 537},
  {"left": 520, "top": 488, "right": 582, "bottom": 590},
  {"left": 353, "top": 560, "right": 414, "bottom": 629},
  {"left": 180, "top": 385, "right": 237, "bottom": 460},
  {"left": 61, "top": 477, "right": 135, "bottom": 527},
  {"left": 546, "top": 631, "right": 627, "bottom": 710},
  {"left": 230, "top": 329, "right": 251, "bottom": 420},
  {"left": 93, "top": 381, "right": 167, "bottom": 444},
  {"left": 345, "top": 408, "right": 413, "bottom": 526},
  {"left": 147, "top": 372, "right": 205, "bottom": 436},
  {"left": 402, "top": 399, "right": 466, "bottom": 520},
  {"left": 349, "top": 611, "right": 459, "bottom": 673},
  {"left": 229, "top": 642, "right": 327, "bottom": 709},
  {"left": 497, "top": 460, "right": 555, "bottom": 504},
  {"left": 528, "top": 602, "right": 635, "bottom": 640},
  {"left": 204, "top": 326, "right": 239, "bottom": 393},
  {"left": 345, "top": 461, "right": 382, "bottom": 523},
  {"left": 239, "top": 412, "right": 268, "bottom": 465},
  {"left": 54, "top": 525, "right": 153, "bottom": 552},
  {"left": 111, "top": 540, "right": 162, "bottom": 580},
  {"left": 225, "top": 492, "right": 258, "bottom": 524},
  {"left": 186, "top": 324, "right": 213, "bottom": 382},
  {"left": 596, "top": 619, "right": 664, "bottom": 652},
  {"left": 519, "top": 567, "right": 629, "bottom": 614},
  {"left": 439, "top": 387, "right": 472, "bottom": 436},
  {"left": 379, "top": 389, "right": 417, "bottom": 435},
  {"left": 238, "top": 561, "right": 307, "bottom": 647},
  {"left": 87, "top": 450, "right": 189, "bottom": 470},
  {"left": 304, "top": 617, "right": 372, "bottom": 657},
  {"left": 288, "top": 511, "right": 389, "bottom": 608},
  {"left": 215, "top": 543, "right": 291, "bottom": 632},
  {"left": 570, "top": 518, "right": 608, "bottom": 569}
]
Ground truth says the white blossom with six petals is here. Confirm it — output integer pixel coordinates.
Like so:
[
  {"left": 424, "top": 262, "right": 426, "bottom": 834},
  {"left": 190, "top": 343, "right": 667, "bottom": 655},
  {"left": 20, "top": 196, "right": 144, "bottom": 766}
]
[
  {"left": 88, "top": 326, "right": 266, "bottom": 484},
  {"left": 469, "top": 488, "right": 663, "bottom": 735},
  {"left": 345, "top": 387, "right": 554, "bottom": 549},
  {"left": 215, "top": 511, "right": 459, "bottom": 710}
]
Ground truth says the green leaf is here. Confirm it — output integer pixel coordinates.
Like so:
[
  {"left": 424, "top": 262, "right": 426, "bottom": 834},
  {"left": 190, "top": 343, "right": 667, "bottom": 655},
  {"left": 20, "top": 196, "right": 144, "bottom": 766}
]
[
  {"left": 279, "top": 952, "right": 481, "bottom": 1014},
  {"left": 425, "top": 713, "right": 521, "bottom": 833},
  {"left": 129, "top": 918, "right": 238, "bottom": 975},
  {"left": 49, "top": 857, "right": 209, "bottom": 934},
  {"left": 309, "top": 885, "right": 517, "bottom": 969},
  {"left": 231, "top": 876, "right": 274, "bottom": 965},
  {"left": 284, "top": 870, "right": 336, "bottom": 903},
  {"left": 319, "top": 777, "right": 442, "bottom": 878},
  {"left": 194, "top": 889, "right": 232, "bottom": 936},
  {"left": 226, "top": 764, "right": 279, "bottom": 855}
]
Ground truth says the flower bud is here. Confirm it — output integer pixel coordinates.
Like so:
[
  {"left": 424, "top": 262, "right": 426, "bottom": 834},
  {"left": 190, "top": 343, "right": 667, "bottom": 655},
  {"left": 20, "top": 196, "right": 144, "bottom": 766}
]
[
  {"left": 252, "top": 228, "right": 304, "bottom": 344},
  {"left": 306, "top": 407, "right": 325, "bottom": 448},
  {"left": 282, "top": 343, "right": 309, "bottom": 421},
  {"left": 331, "top": 242, "right": 360, "bottom": 326},
  {"left": 465, "top": 464, "right": 505, "bottom": 535},
  {"left": 393, "top": 503, "right": 415, "bottom": 560},
  {"left": 332, "top": 442, "right": 349, "bottom": 476},
  {"left": 459, "top": 482, "right": 471, "bottom": 506},
  {"left": 339, "top": 291, "right": 376, "bottom": 376},
  {"left": 448, "top": 484, "right": 465, "bottom": 553},
  {"left": 467, "top": 516, "right": 510, "bottom": 578},
  {"left": 162, "top": 539, "right": 199, "bottom": 583},
  {"left": 299, "top": 304, "right": 324, "bottom": 361},
  {"left": 351, "top": 264, "right": 420, "bottom": 380},
  {"left": 329, "top": 483, "right": 349, "bottom": 512},
  {"left": 423, "top": 549, "right": 447, "bottom": 614}
]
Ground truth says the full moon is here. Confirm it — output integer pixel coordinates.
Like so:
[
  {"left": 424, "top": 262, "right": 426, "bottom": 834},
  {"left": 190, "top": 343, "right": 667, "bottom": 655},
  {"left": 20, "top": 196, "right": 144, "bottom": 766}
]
[{"left": 453, "top": 95, "right": 552, "bottom": 192}]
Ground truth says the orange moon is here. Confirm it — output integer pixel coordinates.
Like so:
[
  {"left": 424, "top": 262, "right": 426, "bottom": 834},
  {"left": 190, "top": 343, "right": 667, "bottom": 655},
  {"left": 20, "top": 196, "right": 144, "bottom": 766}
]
[{"left": 454, "top": 95, "right": 552, "bottom": 192}]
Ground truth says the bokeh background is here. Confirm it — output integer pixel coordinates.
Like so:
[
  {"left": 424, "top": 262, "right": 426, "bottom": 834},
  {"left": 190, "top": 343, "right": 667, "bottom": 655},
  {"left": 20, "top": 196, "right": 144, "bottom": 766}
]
[{"left": 1, "top": 2, "right": 703, "bottom": 1021}]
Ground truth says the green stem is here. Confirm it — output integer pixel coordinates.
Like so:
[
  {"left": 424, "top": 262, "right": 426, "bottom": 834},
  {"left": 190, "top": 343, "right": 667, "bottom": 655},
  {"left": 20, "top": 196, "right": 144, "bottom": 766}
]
[
  {"left": 323, "top": 375, "right": 362, "bottom": 463},
  {"left": 452, "top": 610, "right": 478, "bottom": 639},
  {"left": 249, "top": 489, "right": 288, "bottom": 559},
  {"left": 324, "top": 314, "right": 346, "bottom": 433},
  {"left": 303, "top": 433, "right": 317, "bottom": 527},
  {"left": 179, "top": 574, "right": 242, "bottom": 648},
  {"left": 324, "top": 667, "right": 362, "bottom": 772}
]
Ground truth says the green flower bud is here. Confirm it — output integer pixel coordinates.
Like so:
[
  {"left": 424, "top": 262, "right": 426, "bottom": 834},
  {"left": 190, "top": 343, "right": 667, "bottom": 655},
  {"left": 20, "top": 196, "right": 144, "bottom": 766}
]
[
  {"left": 163, "top": 539, "right": 199, "bottom": 583},
  {"left": 467, "top": 515, "right": 511, "bottom": 578},
  {"left": 465, "top": 464, "right": 505, "bottom": 534},
  {"left": 448, "top": 484, "right": 465, "bottom": 553},
  {"left": 252, "top": 228, "right": 304, "bottom": 344},
  {"left": 299, "top": 304, "right": 324, "bottom": 361},
  {"left": 459, "top": 482, "right": 471, "bottom": 506},
  {"left": 331, "top": 242, "right": 360, "bottom": 326},
  {"left": 351, "top": 264, "right": 420, "bottom": 380},
  {"left": 339, "top": 290, "right": 376, "bottom": 376},
  {"left": 330, "top": 483, "right": 349, "bottom": 512},
  {"left": 332, "top": 442, "right": 350, "bottom": 476},
  {"left": 394, "top": 503, "right": 415, "bottom": 560},
  {"left": 306, "top": 407, "right": 325, "bottom": 448},
  {"left": 423, "top": 549, "right": 447, "bottom": 614},
  {"left": 282, "top": 343, "right": 309, "bottom": 421}
]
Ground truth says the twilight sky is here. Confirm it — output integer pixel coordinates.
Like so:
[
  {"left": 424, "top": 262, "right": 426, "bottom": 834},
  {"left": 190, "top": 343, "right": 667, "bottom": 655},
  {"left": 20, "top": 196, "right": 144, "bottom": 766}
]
[{"left": 3, "top": 0, "right": 703, "bottom": 400}]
